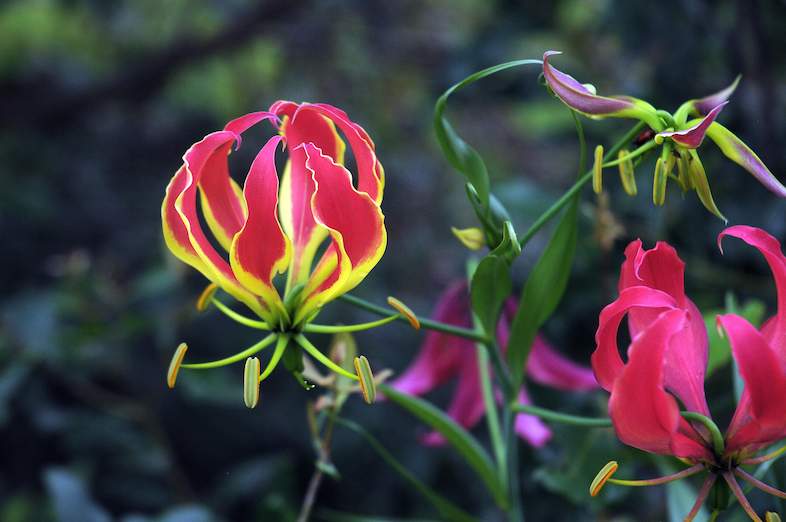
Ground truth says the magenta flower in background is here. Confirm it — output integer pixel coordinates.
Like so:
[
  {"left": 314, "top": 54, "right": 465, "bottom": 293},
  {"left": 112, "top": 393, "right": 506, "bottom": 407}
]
[{"left": 392, "top": 282, "right": 598, "bottom": 447}]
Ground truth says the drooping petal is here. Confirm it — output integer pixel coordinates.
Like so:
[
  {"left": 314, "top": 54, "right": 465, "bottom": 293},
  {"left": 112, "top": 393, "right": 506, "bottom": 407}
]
[
  {"left": 719, "top": 226, "right": 786, "bottom": 361},
  {"left": 657, "top": 102, "right": 727, "bottom": 149},
  {"left": 271, "top": 101, "right": 347, "bottom": 284},
  {"left": 608, "top": 309, "right": 711, "bottom": 460},
  {"left": 229, "top": 136, "right": 291, "bottom": 320},
  {"left": 198, "top": 111, "right": 278, "bottom": 250},
  {"left": 421, "top": 355, "right": 486, "bottom": 447},
  {"left": 296, "top": 143, "right": 386, "bottom": 322},
  {"left": 514, "top": 388, "right": 553, "bottom": 448},
  {"left": 706, "top": 122, "right": 786, "bottom": 197},
  {"left": 391, "top": 283, "right": 474, "bottom": 396},
  {"left": 174, "top": 131, "right": 268, "bottom": 319},
  {"left": 542, "top": 51, "right": 661, "bottom": 130},
  {"left": 592, "top": 286, "right": 679, "bottom": 391},
  {"left": 617, "top": 240, "right": 710, "bottom": 415},
  {"left": 718, "top": 314, "right": 786, "bottom": 451},
  {"left": 692, "top": 76, "right": 741, "bottom": 116},
  {"left": 526, "top": 337, "right": 598, "bottom": 391},
  {"left": 162, "top": 166, "right": 211, "bottom": 278}
]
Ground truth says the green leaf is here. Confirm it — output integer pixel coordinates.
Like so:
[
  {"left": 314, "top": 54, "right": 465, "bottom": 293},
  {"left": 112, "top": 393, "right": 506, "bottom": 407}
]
[
  {"left": 434, "top": 59, "right": 542, "bottom": 212},
  {"left": 470, "top": 255, "right": 512, "bottom": 337},
  {"left": 333, "top": 416, "right": 477, "bottom": 522},
  {"left": 379, "top": 384, "right": 507, "bottom": 508},
  {"left": 489, "top": 221, "right": 521, "bottom": 262},
  {"left": 507, "top": 198, "right": 579, "bottom": 385}
]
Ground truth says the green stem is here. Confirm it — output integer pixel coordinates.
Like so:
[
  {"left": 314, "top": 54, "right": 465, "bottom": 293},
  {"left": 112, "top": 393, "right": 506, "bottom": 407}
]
[
  {"left": 338, "top": 294, "right": 488, "bottom": 343},
  {"left": 302, "top": 314, "right": 399, "bottom": 333},
  {"left": 517, "top": 121, "right": 646, "bottom": 248},
  {"left": 510, "top": 403, "right": 613, "bottom": 427},
  {"left": 681, "top": 411, "right": 725, "bottom": 456},
  {"left": 294, "top": 334, "right": 359, "bottom": 381},
  {"left": 260, "top": 334, "right": 289, "bottom": 381},
  {"left": 181, "top": 333, "right": 277, "bottom": 369},
  {"left": 600, "top": 139, "right": 658, "bottom": 167},
  {"left": 211, "top": 298, "right": 269, "bottom": 330},
  {"left": 477, "top": 337, "right": 506, "bottom": 485},
  {"left": 503, "top": 407, "right": 523, "bottom": 522},
  {"left": 571, "top": 111, "right": 587, "bottom": 176}
]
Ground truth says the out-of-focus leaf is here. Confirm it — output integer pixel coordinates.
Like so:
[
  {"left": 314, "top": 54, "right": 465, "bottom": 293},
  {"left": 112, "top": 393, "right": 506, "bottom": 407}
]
[
  {"left": 2, "top": 291, "right": 58, "bottom": 358},
  {"left": 318, "top": 509, "right": 439, "bottom": 522},
  {"left": 379, "top": 384, "right": 507, "bottom": 508},
  {"left": 0, "top": 363, "right": 29, "bottom": 426},
  {"left": 158, "top": 506, "right": 215, "bottom": 522},
  {"left": 704, "top": 298, "right": 765, "bottom": 377},
  {"left": 44, "top": 468, "right": 111, "bottom": 522},
  {"left": 507, "top": 198, "right": 579, "bottom": 385},
  {"left": 470, "top": 255, "right": 511, "bottom": 338},
  {"left": 334, "top": 416, "right": 477, "bottom": 522}
]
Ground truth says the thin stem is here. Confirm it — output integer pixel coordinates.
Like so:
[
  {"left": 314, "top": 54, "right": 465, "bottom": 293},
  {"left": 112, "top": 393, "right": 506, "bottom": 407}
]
[
  {"left": 297, "top": 404, "right": 340, "bottom": 522},
  {"left": 476, "top": 339, "right": 506, "bottom": 484},
  {"left": 339, "top": 294, "right": 488, "bottom": 343},
  {"left": 686, "top": 474, "right": 717, "bottom": 522},
  {"left": 211, "top": 298, "right": 269, "bottom": 330},
  {"left": 723, "top": 472, "right": 763, "bottom": 522},
  {"left": 503, "top": 406, "right": 523, "bottom": 522},
  {"left": 510, "top": 403, "right": 612, "bottom": 427},
  {"left": 743, "top": 444, "right": 786, "bottom": 465},
  {"left": 607, "top": 464, "right": 704, "bottom": 487},
  {"left": 294, "top": 334, "right": 358, "bottom": 381},
  {"left": 735, "top": 469, "right": 786, "bottom": 499},
  {"left": 681, "top": 412, "right": 725, "bottom": 456},
  {"left": 181, "top": 333, "right": 277, "bottom": 369},
  {"left": 260, "top": 335, "right": 289, "bottom": 381},
  {"left": 302, "top": 314, "right": 399, "bottom": 333},
  {"left": 517, "top": 121, "right": 647, "bottom": 248},
  {"left": 571, "top": 111, "right": 587, "bottom": 177},
  {"left": 600, "top": 139, "right": 658, "bottom": 167}
]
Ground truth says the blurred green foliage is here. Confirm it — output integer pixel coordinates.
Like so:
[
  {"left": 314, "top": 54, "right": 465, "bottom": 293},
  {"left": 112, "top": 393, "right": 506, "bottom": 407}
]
[{"left": 2, "top": 0, "right": 786, "bottom": 520}]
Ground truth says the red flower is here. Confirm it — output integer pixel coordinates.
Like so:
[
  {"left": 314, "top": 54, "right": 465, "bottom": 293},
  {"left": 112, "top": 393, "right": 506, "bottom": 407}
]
[
  {"left": 591, "top": 226, "right": 786, "bottom": 520},
  {"left": 162, "top": 103, "right": 385, "bottom": 329},
  {"left": 392, "top": 282, "right": 598, "bottom": 447}
]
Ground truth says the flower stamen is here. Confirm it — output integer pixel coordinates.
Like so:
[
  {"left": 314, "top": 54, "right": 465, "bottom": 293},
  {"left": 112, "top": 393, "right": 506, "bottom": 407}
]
[
  {"left": 723, "top": 471, "right": 763, "bottom": 522},
  {"left": 685, "top": 474, "right": 717, "bottom": 522}
]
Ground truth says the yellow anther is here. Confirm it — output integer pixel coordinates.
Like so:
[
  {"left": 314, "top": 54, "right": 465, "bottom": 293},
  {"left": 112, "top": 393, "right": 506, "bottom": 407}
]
[
  {"left": 676, "top": 153, "right": 691, "bottom": 191},
  {"left": 387, "top": 296, "right": 420, "bottom": 329},
  {"left": 590, "top": 461, "right": 619, "bottom": 497},
  {"left": 196, "top": 283, "right": 219, "bottom": 312},
  {"left": 617, "top": 149, "right": 637, "bottom": 196},
  {"left": 243, "top": 357, "right": 261, "bottom": 409},
  {"left": 451, "top": 226, "right": 486, "bottom": 251},
  {"left": 167, "top": 342, "right": 188, "bottom": 389},
  {"left": 592, "top": 144, "right": 604, "bottom": 194},
  {"left": 354, "top": 355, "right": 376, "bottom": 404},
  {"left": 766, "top": 513, "right": 782, "bottom": 522},
  {"left": 652, "top": 158, "right": 667, "bottom": 206}
]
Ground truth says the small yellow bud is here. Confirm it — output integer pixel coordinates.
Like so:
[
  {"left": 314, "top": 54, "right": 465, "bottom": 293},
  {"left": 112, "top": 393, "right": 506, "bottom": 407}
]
[
  {"left": 243, "top": 357, "right": 261, "bottom": 409},
  {"left": 167, "top": 342, "right": 188, "bottom": 389},
  {"left": 196, "top": 283, "right": 218, "bottom": 312},
  {"left": 617, "top": 150, "right": 637, "bottom": 196},
  {"left": 451, "top": 227, "right": 486, "bottom": 251},
  {"left": 354, "top": 355, "right": 376, "bottom": 404},
  {"left": 652, "top": 158, "right": 667, "bottom": 206},
  {"left": 592, "top": 145, "right": 604, "bottom": 194},
  {"left": 590, "top": 461, "right": 619, "bottom": 497},
  {"left": 387, "top": 296, "right": 420, "bottom": 329},
  {"left": 766, "top": 512, "right": 782, "bottom": 522}
]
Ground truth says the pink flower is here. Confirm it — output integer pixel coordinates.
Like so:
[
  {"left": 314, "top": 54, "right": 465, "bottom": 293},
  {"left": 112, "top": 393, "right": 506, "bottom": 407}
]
[{"left": 392, "top": 282, "right": 598, "bottom": 447}]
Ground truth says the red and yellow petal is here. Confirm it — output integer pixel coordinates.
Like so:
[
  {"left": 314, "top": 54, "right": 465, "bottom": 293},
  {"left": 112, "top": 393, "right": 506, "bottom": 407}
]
[
  {"left": 229, "top": 136, "right": 291, "bottom": 321},
  {"left": 162, "top": 166, "right": 210, "bottom": 277},
  {"left": 295, "top": 143, "right": 386, "bottom": 323}
]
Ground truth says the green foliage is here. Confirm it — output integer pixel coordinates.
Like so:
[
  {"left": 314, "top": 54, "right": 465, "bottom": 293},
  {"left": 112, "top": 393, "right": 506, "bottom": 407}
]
[{"left": 470, "top": 255, "right": 511, "bottom": 338}]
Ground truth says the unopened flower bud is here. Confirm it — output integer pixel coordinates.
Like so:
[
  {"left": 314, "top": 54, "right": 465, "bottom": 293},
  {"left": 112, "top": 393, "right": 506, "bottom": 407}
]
[{"left": 652, "top": 158, "right": 668, "bottom": 206}]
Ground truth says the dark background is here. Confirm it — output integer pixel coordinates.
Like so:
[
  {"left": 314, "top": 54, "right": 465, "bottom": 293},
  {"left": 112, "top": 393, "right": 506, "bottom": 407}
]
[{"left": 2, "top": 0, "right": 786, "bottom": 520}]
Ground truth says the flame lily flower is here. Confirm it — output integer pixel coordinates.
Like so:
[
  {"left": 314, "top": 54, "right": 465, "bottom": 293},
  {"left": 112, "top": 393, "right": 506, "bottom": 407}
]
[
  {"left": 590, "top": 226, "right": 786, "bottom": 521},
  {"left": 162, "top": 102, "right": 387, "bottom": 404},
  {"left": 543, "top": 51, "right": 786, "bottom": 220},
  {"left": 392, "top": 282, "right": 598, "bottom": 447}
]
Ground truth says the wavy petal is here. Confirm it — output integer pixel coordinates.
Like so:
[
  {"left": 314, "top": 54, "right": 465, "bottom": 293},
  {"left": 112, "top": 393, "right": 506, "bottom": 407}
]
[
  {"left": 706, "top": 122, "right": 786, "bottom": 197},
  {"left": 592, "top": 286, "right": 678, "bottom": 391},
  {"left": 526, "top": 337, "right": 598, "bottom": 391},
  {"left": 718, "top": 314, "right": 786, "bottom": 451},
  {"left": 295, "top": 144, "right": 386, "bottom": 321},
  {"left": 692, "top": 76, "right": 740, "bottom": 116},
  {"left": 543, "top": 51, "right": 660, "bottom": 129},
  {"left": 608, "top": 309, "right": 710, "bottom": 459},
  {"left": 229, "top": 136, "right": 290, "bottom": 320},
  {"left": 657, "top": 102, "right": 727, "bottom": 149},
  {"left": 391, "top": 283, "right": 473, "bottom": 395},
  {"left": 271, "top": 101, "right": 346, "bottom": 284},
  {"left": 720, "top": 226, "right": 786, "bottom": 361},
  {"left": 175, "top": 131, "right": 268, "bottom": 319}
]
